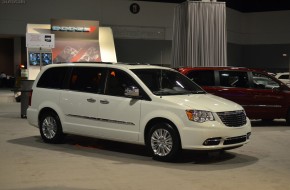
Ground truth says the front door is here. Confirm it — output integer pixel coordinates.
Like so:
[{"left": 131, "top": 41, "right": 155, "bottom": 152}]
[
  {"left": 248, "top": 72, "right": 286, "bottom": 119},
  {"left": 97, "top": 69, "right": 141, "bottom": 142}
]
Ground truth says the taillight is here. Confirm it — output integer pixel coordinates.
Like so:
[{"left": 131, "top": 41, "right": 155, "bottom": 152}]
[{"left": 28, "top": 90, "right": 33, "bottom": 106}]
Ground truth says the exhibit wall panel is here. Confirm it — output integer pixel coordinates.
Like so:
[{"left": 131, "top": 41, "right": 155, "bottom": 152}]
[
  {"left": 243, "top": 11, "right": 290, "bottom": 45},
  {"left": 227, "top": 43, "right": 243, "bottom": 67},
  {"left": 227, "top": 9, "right": 290, "bottom": 72},
  {"left": 0, "top": 0, "right": 175, "bottom": 40},
  {"left": 99, "top": 27, "right": 117, "bottom": 62},
  {"left": 114, "top": 39, "right": 172, "bottom": 66},
  {"left": 101, "top": 0, "right": 177, "bottom": 40},
  {"left": 227, "top": 9, "right": 290, "bottom": 45},
  {"left": 226, "top": 9, "right": 247, "bottom": 44},
  {"left": 100, "top": 0, "right": 175, "bottom": 27},
  {"left": 227, "top": 43, "right": 290, "bottom": 72},
  {"left": 241, "top": 44, "right": 290, "bottom": 72}
]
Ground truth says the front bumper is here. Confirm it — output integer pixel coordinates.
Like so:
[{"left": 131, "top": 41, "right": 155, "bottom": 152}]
[
  {"left": 27, "top": 107, "right": 39, "bottom": 128},
  {"left": 180, "top": 118, "right": 251, "bottom": 150}
]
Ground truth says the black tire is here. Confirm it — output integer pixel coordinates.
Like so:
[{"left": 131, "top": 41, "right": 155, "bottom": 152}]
[
  {"left": 39, "top": 111, "right": 64, "bottom": 143},
  {"left": 146, "top": 122, "right": 181, "bottom": 161},
  {"left": 286, "top": 111, "right": 290, "bottom": 126}
]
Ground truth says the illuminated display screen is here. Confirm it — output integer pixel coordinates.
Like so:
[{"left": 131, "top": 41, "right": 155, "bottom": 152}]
[
  {"left": 29, "top": 53, "right": 40, "bottom": 66},
  {"left": 42, "top": 53, "right": 52, "bottom": 65}
]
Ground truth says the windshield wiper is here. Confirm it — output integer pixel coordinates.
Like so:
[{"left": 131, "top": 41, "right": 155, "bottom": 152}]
[
  {"left": 153, "top": 91, "right": 172, "bottom": 95},
  {"left": 190, "top": 90, "right": 206, "bottom": 94}
]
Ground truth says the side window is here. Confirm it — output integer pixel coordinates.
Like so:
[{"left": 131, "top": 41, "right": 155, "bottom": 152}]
[
  {"left": 37, "top": 67, "right": 68, "bottom": 89},
  {"left": 253, "top": 72, "right": 280, "bottom": 89},
  {"left": 69, "top": 67, "right": 106, "bottom": 93},
  {"left": 186, "top": 70, "right": 215, "bottom": 86},
  {"left": 219, "top": 71, "right": 249, "bottom": 88},
  {"left": 105, "top": 69, "right": 138, "bottom": 97}
]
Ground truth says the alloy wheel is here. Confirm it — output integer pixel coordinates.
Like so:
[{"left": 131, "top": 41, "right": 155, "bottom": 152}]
[
  {"left": 42, "top": 116, "right": 57, "bottom": 139},
  {"left": 151, "top": 128, "right": 173, "bottom": 156}
]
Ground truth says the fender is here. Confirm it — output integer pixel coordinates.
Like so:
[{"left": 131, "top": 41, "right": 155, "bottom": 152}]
[{"left": 139, "top": 109, "right": 185, "bottom": 144}]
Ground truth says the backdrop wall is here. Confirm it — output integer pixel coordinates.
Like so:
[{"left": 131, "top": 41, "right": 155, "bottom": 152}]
[{"left": 0, "top": 0, "right": 290, "bottom": 72}]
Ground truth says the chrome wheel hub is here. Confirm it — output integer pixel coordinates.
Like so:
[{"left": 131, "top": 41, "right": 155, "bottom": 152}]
[
  {"left": 151, "top": 128, "right": 173, "bottom": 156},
  {"left": 42, "top": 116, "right": 57, "bottom": 139}
]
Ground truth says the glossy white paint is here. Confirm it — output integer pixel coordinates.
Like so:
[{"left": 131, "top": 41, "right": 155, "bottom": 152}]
[{"left": 27, "top": 63, "right": 251, "bottom": 151}]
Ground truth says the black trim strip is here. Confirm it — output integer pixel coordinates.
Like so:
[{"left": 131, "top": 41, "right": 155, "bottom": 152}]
[
  {"left": 67, "top": 114, "right": 135, "bottom": 126},
  {"left": 242, "top": 105, "right": 281, "bottom": 108}
]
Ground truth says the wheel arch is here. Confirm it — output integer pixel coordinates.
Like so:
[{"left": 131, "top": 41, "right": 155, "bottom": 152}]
[
  {"left": 38, "top": 107, "right": 59, "bottom": 126},
  {"left": 144, "top": 117, "right": 181, "bottom": 146},
  {"left": 38, "top": 106, "right": 65, "bottom": 144}
]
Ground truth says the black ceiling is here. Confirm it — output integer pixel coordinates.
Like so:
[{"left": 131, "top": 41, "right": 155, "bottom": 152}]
[{"left": 138, "top": 0, "right": 290, "bottom": 12}]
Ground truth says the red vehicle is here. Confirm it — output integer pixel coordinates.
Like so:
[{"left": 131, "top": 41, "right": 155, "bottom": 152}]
[{"left": 177, "top": 67, "right": 290, "bottom": 125}]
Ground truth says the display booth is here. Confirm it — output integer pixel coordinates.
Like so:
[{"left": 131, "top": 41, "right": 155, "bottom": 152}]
[{"left": 26, "top": 19, "right": 117, "bottom": 80}]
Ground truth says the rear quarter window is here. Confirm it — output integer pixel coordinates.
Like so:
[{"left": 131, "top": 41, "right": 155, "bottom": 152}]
[{"left": 37, "top": 67, "right": 68, "bottom": 89}]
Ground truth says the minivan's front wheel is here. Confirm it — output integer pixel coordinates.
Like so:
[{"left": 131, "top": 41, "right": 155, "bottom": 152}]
[
  {"left": 147, "top": 123, "right": 181, "bottom": 161},
  {"left": 39, "top": 111, "right": 64, "bottom": 143}
]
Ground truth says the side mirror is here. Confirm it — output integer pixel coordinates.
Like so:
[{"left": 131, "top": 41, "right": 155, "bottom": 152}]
[{"left": 124, "top": 86, "right": 140, "bottom": 98}]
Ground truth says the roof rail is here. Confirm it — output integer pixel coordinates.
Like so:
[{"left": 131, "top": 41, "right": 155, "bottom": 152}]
[
  {"left": 71, "top": 61, "right": 113, "bottom": 64},
  {"left": 117, "top": 62, "right": 151, "bottom": 66}
]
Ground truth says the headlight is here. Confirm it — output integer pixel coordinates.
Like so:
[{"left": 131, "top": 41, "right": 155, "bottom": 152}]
[{"left": 186, "top": 110, "right": 215, "bottom": 123}]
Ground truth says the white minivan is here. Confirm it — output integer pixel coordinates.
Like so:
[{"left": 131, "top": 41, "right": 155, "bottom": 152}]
[{"left": 27, "top": 63, "right": 251, "bottom": 161}]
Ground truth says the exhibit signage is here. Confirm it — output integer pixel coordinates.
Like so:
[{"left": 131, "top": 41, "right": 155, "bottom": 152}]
[
  {"left": 51, "top": 19, "right": 101, "bottom": 63},
  {"left": 51, "top": 19, "right": 99, "bottom": 39},
  {"left": 26, "top": 33, "right": 55, "bottom": 48},
  {"left": 51, "top": 26, "right": 96, "bottom": 33}
]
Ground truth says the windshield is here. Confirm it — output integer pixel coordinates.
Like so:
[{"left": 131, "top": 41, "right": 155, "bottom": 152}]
[{"left": 131, "top": 69, "right": 206, "bottom": 96}]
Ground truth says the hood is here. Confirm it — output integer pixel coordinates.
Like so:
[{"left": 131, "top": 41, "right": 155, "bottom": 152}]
[{"left": 161, "top": 94, "right": 243, "bottom": 112}]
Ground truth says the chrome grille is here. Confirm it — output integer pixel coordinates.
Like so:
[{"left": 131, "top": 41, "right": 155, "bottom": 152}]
[{"left": 217, "top": 110, "right": 246, "bottom": 127}]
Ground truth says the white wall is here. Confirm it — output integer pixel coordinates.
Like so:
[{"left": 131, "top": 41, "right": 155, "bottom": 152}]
[
  {"left": 1, "top": 0, "right": 290, "bottom": 44},
  {"left": 0, "top": 0, "right": 175, "bottom": 40},
  {"left": 1, "top": 0, "right": 290, "bottom": 71}
]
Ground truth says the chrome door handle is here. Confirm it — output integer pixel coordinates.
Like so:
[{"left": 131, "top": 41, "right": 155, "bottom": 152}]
[
  {"left": 87, "top": 98, "right": 96, "bottom": 103},
  {"left": 100, "top": 99, "right": 109, "bottom": 104}
]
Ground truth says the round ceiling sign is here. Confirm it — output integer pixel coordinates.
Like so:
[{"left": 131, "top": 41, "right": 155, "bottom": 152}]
[{"left": 130, "top": 3, "right": 140, "bottom": 14}]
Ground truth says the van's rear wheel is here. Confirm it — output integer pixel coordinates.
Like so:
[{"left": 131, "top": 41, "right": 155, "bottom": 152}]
[
  {"left": 147, "top": 122, "right": 180, "bottom": 161},
  {"left": 39, "top": 111, "right": 64, "bottom": 143}
]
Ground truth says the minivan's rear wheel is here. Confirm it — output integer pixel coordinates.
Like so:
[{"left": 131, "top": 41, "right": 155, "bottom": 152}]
[
  {"left": 39, "top": 111, "right": 64, "bottom": 143},
  {"left": 147, "top": 122, "right": 180, "bottom": 161}
]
